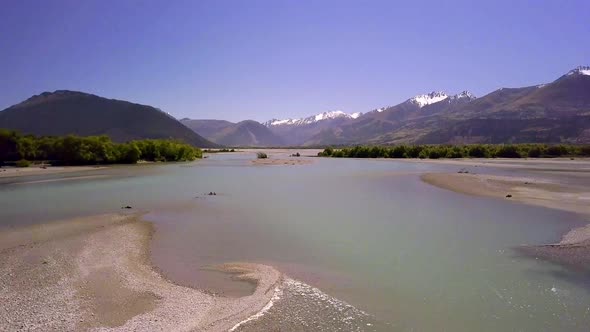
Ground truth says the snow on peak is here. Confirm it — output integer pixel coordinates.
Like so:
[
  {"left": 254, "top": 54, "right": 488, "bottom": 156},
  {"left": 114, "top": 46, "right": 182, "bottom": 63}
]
[
  {"left": 264, "top": 110, "right": 362, "bottom": 127},
  {"left": 369, "top": 107, "right": 388, "bottom": 113},
  {"left": 409, "top": 91, "right": 448, "bottom": 107},
  {"left": 451, "top": 91, "right": 476, "bottom": 100},
  {"left": 263, "top": 118, "right": 298, "bottom": 126},
  {"left": 567, "top": 66, "right": 590, "bottom": 76},
  {"left": 313, "top": 110, "right": 346, "bottom": 121}
]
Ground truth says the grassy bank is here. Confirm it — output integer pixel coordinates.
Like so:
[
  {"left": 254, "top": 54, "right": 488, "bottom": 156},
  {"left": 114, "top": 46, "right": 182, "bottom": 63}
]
[{"left": 318, "top": 144, "right": 590, "bottom": 159}]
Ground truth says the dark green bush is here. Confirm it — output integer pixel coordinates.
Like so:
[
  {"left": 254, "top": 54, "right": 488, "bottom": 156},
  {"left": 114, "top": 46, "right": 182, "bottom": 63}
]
[
  {"left": 332, "top": 150, "right": 344, "bottom": 158},
  {"left": 527, "top": 146, "right": 543, "bottom": 158},
  {"left": 257, "top": 152, "right": 268, "bottom": 159},
  {"left": 468, "top": 145, "right": 488, "bottom": 158},
  {"left": 494, "top": 145, "right": 521, "bottom": 158},
  {"left": 390, "top": 145, "right": 407, "bottom": 158},
  {"left": 446, "top": 146, "right": 465, "bottom": 158},
  {"left": 545, "top": 145, "right": 568, "bottom": 157}
]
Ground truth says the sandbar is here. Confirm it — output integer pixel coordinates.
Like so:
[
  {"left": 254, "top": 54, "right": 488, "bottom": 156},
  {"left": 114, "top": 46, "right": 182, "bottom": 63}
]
[{"left": 0, "top": 213, "right": 282, "bottom": 331}]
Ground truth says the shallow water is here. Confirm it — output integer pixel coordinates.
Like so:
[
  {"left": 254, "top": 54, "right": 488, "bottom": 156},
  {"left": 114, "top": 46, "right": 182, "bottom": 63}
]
[{"left": 1, "top": 152, "right": 590, "bottom": 331}]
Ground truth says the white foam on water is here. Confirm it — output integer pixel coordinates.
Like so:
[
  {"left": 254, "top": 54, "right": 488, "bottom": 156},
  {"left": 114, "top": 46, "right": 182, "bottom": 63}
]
[
  {"left": 229, "top": 277, "right": 373, "bottom": 331},
  {"left": 284, "top": 278, "right": 366, "bottom": 314},
  {"left": 229, "top": 286, "right": 283, "bottom": 331}
]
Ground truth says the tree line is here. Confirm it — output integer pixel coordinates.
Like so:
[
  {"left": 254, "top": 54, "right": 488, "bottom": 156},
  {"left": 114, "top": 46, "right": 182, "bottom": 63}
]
[
  {"left": 318, "top": 144, "right": 590, "bottom": 159},
  {"left": 0, "top": 129, "right": 202, "bottom": 166}
]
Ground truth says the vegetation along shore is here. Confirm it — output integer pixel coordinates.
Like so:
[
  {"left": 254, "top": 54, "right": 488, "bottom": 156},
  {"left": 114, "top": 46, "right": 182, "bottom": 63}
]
[
  {"left": 0, "top": 129, "right": 202, "bottom": 166},
  {"left": 318, "top": 144, "right": 590, "bottom": 159}
]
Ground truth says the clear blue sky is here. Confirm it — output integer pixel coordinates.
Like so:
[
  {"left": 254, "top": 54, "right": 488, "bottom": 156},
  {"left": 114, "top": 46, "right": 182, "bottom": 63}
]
[{"left": 1, "top": 0, "right": 588, "bottom": 122}]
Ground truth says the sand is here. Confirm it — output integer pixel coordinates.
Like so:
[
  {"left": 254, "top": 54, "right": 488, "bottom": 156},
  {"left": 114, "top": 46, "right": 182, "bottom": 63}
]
[
  {"left": 0, "top": 165, "right": 106, "bottom": 178},
  {"left": 251, "top": 158, "right": 313, "bottom": 166},
  {"left": 0, "top": 214, "right": 283, "bottom": 331},
  {"left": 421, "top": 169, "right": 590, "bottom": 271},
  {"left": 232, "top": 149, "right": 318, "bottom": 166},
  {"left": 402, "top": 157, "right": 590, "bottom": 171},
  {"left": 421, "top": 173, "right": 590, "bottom": 216}
]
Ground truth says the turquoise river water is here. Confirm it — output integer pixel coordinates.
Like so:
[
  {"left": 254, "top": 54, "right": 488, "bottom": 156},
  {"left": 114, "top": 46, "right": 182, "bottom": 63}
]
[{"left": 1, "top": 151, "right": 589, "bottom": 331}]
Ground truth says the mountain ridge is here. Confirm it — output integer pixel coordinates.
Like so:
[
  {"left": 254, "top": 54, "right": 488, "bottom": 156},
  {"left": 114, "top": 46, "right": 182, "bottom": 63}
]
[
  {"left": 263, "top": 110, "right": 362, "bottom": 127},
  {"left": 5, "top": 66, "right": 589, "bottom": 148},
  {"left": 181, "top": 118, "right": 284, "bottom": 147},
  {"left": 0, "top": 90, "right": 218, "bottom": 147}
]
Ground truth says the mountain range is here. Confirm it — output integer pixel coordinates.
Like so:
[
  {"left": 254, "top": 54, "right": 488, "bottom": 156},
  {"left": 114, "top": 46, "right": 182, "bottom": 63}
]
[
  {"left": 181, "top": 119, "right": 283, "bottom": 147},
  {"left": 182, "top": 66, "right": 590, "bottom": 146},
  {"left": 1, "top": 66, "right": 588, "bottom": 147}
]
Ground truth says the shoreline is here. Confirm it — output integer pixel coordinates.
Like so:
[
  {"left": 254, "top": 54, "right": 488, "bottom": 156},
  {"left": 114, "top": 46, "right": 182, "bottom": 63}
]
[
  {"left": 251, "top": 158, "right": 313, "bottom": 166},
  {"left": 0, "top": 165, "right": 107, "bottom": 178},
  {"left": 0, "top": 213, "right": 283, "bottom": 331},
  {"left": 421, "top": 171, "right": 590, "bottom": 271}
]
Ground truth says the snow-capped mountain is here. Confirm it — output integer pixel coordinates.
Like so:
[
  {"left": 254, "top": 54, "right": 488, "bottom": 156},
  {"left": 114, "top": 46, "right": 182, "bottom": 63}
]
[
  {"left": 367, "top": 106, "right": 389, "bottom": 114},
  {"left": 264, "top": 110, "right": 362, "bottom": 127},
  {"left": 408, "top": 91, "right": 449, "bottom": 107},
  {"left": 567, "top": 66, "right": 590, "bottom": 76},
  {"left": 450, "top": 91, "right": 476, "bottom": 101},
  {"left": 407, "top": 91, "right": 475, "bottom": 107}
]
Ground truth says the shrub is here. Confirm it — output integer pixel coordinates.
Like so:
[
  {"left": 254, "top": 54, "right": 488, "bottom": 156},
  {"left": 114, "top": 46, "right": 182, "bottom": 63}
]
[
  {"left": 332, "top": 150, "right": 345, "bottom": 158},
  {"left": 256, "top": 152, "right": 268, "bottom": 159},
  {"left": 467, "top": 145, "right": 488, "bottom": 158},
  {"left": 527, "top": 146, "right": 543, "bottom": 158},
  {"left": 390, "top": 145, "right": 407, "bottom": 158},
  {"left": 406, "top": 146, "right": 424, "bottom": 158},
  {"left": 494, "top": 145, "right": 521, "bottom": 158},
  {"left": 418, "top": 149, "right": 429, "bottom": 159},
  {"left": 446, "top": 146, "right": 465, "bottom": 158},
  {"left": 545, "top": 145, "right": 568, "bottom": 157},
  {"left": 16, "top": 159, "right": 31, "bottom": 167}
]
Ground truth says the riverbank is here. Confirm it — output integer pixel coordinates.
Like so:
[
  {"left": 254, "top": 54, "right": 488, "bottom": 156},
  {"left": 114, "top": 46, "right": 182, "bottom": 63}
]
[
  {"left": 0, "top": 165, "right": 107, "bottom": 178},
  {"left": 421, "top": 170, "right": 590, "bottom": 271},
  {"left": 0, "top": 213, "right": 282, "bottom": 331},
  {"left": 251, "top": 158, "right": 313, "bottom": 166},
  {"left": 404, "top": 157, "right": 590, "bottom": 171}
]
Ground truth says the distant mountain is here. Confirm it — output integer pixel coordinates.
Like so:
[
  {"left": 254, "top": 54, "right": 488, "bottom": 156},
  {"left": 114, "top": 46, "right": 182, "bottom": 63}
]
[
  {"left": 413, "top": 67, "right": 590, "bottom": 144},
  {"left": 408, "top": 91, "right": 450, "bottom": 107},
  {"left": 263, "top": 110, "right": 362, "bottom": 127},
  {"left": 23, "top": 67, "right": 586, "bottom": 149},
  {"left": 186, "top": 66, "right": 590, "bottom": 146},
  {"left": 307, "top": 66, "right": 590, "bottom": 145},
  {"left": 262, "top": 110, "right": 362, "bottom": 146},
  {"left": 182, "top": 66, "right": 590, "bottom": 147},
  {"left": 182, "top": 119, "right": 284, "bottom": 147},
  {"left": 303, "top": 91, "right": 477, "bottom": 146},
  {"left": 180, "top": 119, "right": 235, "bottom": 139},
  {"left": 0, "top": 90, "right": 217, "bottom": 147}
]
